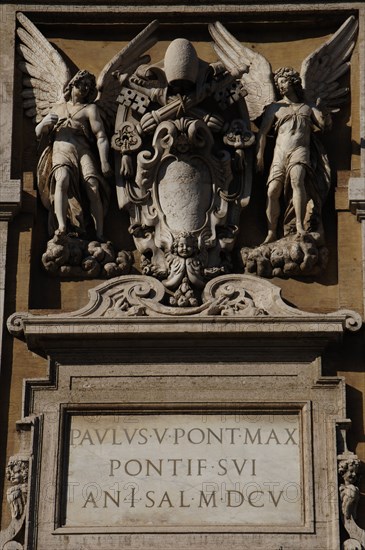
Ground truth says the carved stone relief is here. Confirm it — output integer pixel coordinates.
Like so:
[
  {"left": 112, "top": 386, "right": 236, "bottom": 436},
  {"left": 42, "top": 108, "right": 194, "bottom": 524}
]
[
  {"left": 112, "top": 30, "right": 254, "bottom": 301},
  {"left": 0, "top": 416, "right": 37, "bottom": 550},
  {"left": 2, "top": 271, "right": 362, "bottom": 548},
  {"left": 241, "top": 16, "right": 358, "bottom": 277},
  {"left": 16, "top": 14, "right": 358, "bottom": 283},
  {"left": 16, "top": 14, "right": 159, "bottom": 277},
  {"left": 6, "top": 11, "right": 363, "bottom": 549},
  {"left": 337, "top": 422, "right": 365, "bottom": 550}
]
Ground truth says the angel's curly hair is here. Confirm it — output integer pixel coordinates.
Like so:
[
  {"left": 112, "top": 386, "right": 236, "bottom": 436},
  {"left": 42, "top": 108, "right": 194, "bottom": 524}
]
[
  {"left": 274, "top": 67, "right": 304, "bottom": 100},
  {"left": 171, "top": 232, "right": 198, "bottom": 256},
  {"left": 6, "top": 457, "right": 29, "bottom": 484},
  {"left": 64, "top": 70, "right": 97, "bottom": 103},
  {"left": 338, "top": 458, "right": 360, "bottom": 478}
]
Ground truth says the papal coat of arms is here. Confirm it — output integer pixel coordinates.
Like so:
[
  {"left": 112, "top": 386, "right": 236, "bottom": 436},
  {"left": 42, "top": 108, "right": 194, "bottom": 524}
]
[{"left": 16, "top": 14, "right": 357, "bottom": 301}]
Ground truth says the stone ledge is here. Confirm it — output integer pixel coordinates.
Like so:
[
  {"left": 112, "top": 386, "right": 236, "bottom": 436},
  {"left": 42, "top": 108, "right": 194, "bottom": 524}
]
[
  {"left": 349, "top": 177, "right": 365, "bottom": 220},
  {"left": 7, "top": 274, "right": 362, "bottom": 358},
  {"left": 0, "top": 180, "right": 22, "bottom": 221}
]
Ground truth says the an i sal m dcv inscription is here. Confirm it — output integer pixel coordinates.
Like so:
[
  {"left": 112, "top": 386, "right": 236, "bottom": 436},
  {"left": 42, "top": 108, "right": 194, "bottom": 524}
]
[{"left": 64, "top": 412, "right": 303, "bottom": 528}]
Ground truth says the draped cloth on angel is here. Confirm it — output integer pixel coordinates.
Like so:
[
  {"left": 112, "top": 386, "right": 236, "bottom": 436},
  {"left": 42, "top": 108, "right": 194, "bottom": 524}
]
[
  {"left": 37, "top": 113, "right": 110, "bottom": 236},
  {"left": 267, "top": 108, "right": 330, "bottom": 236},
  {"left": 267, "top": 110, "right": 312, "bottom": 184},
  {"left": 283, "top": 134, "right": 330, "bottom": 236}
]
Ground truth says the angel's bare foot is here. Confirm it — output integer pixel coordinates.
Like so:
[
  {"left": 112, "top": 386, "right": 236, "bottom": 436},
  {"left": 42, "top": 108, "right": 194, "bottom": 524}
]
[
  {"left": 263, "top": 230, "right": 277, "bottom": 244},
  {"left": 55, "top": 227, "right": 66, "bottom": 236},
  {"left": 295, "top": 226, "right": 307, "bottom": 238}
]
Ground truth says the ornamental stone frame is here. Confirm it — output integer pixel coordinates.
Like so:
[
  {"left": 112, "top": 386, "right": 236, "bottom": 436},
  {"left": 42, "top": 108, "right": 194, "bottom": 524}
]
[
  {"left": 1, "top": 3, "right": 365, "bottom": 550},
  {"left": 2, "top": 273, "right": 362, "bottom": 549}
]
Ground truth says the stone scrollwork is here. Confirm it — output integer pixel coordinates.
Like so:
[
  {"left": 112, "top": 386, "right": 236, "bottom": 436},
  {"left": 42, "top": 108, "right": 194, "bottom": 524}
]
[
  {"left": 101, "top": 276, "right": 166, "bottom": 317},
  {"left": 98, "top": 274, "right": 269, "bottom": 317},
  {"left": 113, "top": 30, "right": 254, "bottom": 302},
  {"left": 10, "top": 272, "right": 352, "bottom": 324},
  {"left": 6, "top": 274, "right": 363, "bottom": 326},
  {"left": 337, "top": 310, "right": 364, "bottom": 333},
  {"left": 57, "top": 274, "right": 264, "bottom": 318},
  {"left": 6, "top": 313, "right": 27, "bottom": 339}
]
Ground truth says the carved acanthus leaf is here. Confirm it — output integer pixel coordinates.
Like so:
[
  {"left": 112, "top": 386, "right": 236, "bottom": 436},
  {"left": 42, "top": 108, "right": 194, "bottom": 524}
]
[{"left": 15, "top": 274, "right": 359, "bottom": 325}]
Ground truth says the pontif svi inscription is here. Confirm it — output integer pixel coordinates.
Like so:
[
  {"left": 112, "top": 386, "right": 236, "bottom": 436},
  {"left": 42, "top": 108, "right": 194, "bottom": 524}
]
[{"left": 64, "top": 413, "right": 302, "bottom": 528}]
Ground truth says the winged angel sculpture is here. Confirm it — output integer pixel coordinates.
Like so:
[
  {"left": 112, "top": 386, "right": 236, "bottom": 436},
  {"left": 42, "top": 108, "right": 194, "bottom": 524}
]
[
  {"left": 236, "top": 16, "right": 358, "bottom": 277},
  {"left": 17, "top": 14, "right": 357, "bottom": 286},
  {"left": 17, "top": 13, "right": 159, "bottom": 277}
]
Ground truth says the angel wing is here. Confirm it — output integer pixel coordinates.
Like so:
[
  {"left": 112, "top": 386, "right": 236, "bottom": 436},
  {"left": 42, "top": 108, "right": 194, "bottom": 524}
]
[
  {"left": 301, "top": 16, "right": 358, "bottom": 111},
  {"left": 17, "top": 13, "right": 71, "bottom": 123},
  {"left": 208, "top": 21, "right": 276, "bottom": 121},
  {"left": 95, "top": 20, "right": 159, "bottom": 130}
]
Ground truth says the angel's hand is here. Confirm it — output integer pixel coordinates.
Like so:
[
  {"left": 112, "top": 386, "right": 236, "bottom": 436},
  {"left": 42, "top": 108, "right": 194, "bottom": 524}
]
[
  {"left": 230, "top": 65, "right": 249, "bottom": 79},
  {"left": 140, "top": 112, "right": 158, "bottom": 135},
  {"left": 101, "top": 161, "right": 113, "bottom": 178},
  {"left": 314, "top": 98, "right": 332, "bottom": 131},
  {"left": 204, "top": 113, "right": 226, "bottom": 133},
  {"left": 120, "top": 155, "right": 134, "bottom": 179},
  {"left": 35, "top": 113, "right": 58, "bottom": 137},
  {"left": 112, "top": 70, "right": 129, "bottom": 86},
  {"left": 315, "top": 97, "right": 329, "bottom": 113}
]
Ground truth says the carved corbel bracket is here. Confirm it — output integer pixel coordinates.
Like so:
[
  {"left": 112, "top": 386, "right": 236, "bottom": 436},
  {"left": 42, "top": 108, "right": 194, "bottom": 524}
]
[
  {"left": 0, "top": 416, "right": 40, "bottom": 550},
  {"left": 337, "top": 420, "right": 365, "bottom": 550}
]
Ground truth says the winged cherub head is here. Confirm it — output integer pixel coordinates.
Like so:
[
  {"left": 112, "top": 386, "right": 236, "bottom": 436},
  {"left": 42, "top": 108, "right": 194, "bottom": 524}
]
[
  {"left": 6, "top": 457, "right": 29, "bottom": 485},
  {"left": 274, "top": 67, "right": 304, "bottom": 100},
  {"left": 171, "top": 232, "right": 198, "bottom": 258},
  {"left": 64, "top": 70, "right": 97, "bottom": 103}
]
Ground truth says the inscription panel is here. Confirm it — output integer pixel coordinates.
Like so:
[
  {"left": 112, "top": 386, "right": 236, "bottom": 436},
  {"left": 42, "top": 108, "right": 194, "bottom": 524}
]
[{"left": 64, "top": 411, "right": 304, "bottom": 529}]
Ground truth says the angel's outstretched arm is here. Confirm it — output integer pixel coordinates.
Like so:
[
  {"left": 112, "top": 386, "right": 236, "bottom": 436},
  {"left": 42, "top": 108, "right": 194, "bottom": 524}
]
[
  {"left": 311, "top": 101, "right": 332, "bottom": 132},
  {"left": 35, "top": 113, "right": 59, "bottom": 138},
  {"left": 89, "top": 105, "right": 113, "bottom": 177},
  {"left": 256, "top": 104, "right": 276, "bottom": 173}
]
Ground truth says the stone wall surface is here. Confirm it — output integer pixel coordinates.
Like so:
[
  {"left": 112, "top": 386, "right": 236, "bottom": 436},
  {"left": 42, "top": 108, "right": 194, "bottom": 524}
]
[{"left": 0, "top": 2, "right": 364, "bottom": 549}]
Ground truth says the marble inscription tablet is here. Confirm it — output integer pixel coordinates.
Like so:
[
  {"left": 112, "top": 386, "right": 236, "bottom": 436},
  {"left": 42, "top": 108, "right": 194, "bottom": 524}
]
[{"left": 64, "top": 412, "right": 302, "bottom": 529}]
